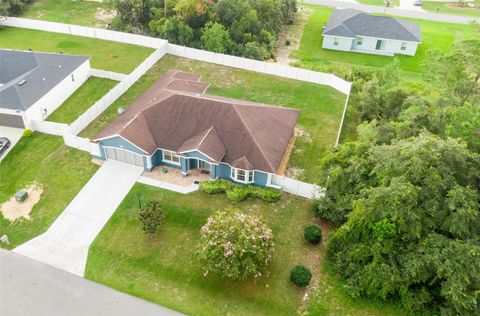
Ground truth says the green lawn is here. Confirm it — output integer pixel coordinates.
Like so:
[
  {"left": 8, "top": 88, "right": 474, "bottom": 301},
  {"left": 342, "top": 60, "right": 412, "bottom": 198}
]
[
  {"left": 291, "top": 5, "right": 478, "bottom": 73},
  {"left": 79, "top": 55, "right": 346, "bottom": 183},
  {"left": 47, "top": 77, "right": 117, "bottom": 124},
  {"left": 22, "top": 0, "right": 115, "bottom": 27},
  {"left": 422, "top": 1, "right": 480, "bottom": 18},
  {"left": 0, "top": 133, "right": 98, "bottom": 249},
  {"left": 86, "top": 184, "right": 404, "bottom": 315},
  {"left": 356, "top": 0, "right": 399, "bottom": 7},
  {"left": 0, "top": 27, "right": 153, "bottom": 74}
]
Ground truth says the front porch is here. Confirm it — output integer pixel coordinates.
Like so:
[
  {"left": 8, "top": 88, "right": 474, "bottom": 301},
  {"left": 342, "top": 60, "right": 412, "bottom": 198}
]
[{"left": 142, "top": 165, "right": 211, "bottom": 187}]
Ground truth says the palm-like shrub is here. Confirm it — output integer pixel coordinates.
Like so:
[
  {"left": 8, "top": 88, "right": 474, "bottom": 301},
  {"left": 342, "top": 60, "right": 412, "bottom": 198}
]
[{"left": 197, "top": 209, "right": 274, "bottom": 280}]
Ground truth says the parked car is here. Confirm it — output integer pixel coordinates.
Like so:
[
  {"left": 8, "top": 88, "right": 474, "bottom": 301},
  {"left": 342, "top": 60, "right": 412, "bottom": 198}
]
[
  {"left": 413, "top": 0, "right": 422, "bottom": 6},
  {"left": 0, "top": 137, "right": 11, "bottom": 157}
]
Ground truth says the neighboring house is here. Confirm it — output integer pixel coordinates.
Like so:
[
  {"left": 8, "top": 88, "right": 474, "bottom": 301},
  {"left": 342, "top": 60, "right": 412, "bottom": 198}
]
[
  {"left": 92, "top": 70, "right": 300, "bottom": 187},
  {"left": 0, "top": 49, "right": 90, "bottom": 128},
  {"left": 322, "top": 9, "right": 421, "bottom": 56}
]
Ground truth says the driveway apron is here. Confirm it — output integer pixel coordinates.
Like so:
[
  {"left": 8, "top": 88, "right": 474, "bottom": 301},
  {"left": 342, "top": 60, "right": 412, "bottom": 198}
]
[{"left": 13, "top": 160, "right": 143, "bottom": 276}]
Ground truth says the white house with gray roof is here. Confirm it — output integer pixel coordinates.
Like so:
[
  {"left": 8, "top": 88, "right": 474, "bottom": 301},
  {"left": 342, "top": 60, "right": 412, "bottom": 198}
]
[
  {"left": 322, "top": 9, "right": 421, "bottom": 56},
  {"left": 0, "top": 49, "right": 90, "bottom": 128}
]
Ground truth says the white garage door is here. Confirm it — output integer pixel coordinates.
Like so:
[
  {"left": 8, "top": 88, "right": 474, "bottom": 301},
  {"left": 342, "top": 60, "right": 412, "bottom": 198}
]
[{"left": 105, "top": 147, "right": 144, "bottom": 168}]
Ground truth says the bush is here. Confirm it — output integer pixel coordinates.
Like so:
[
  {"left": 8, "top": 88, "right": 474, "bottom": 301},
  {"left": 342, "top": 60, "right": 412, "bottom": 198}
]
[
  {"left": 199, "top": 179, "right": 233, "bottom": 194},
  {"left": 200, "top": 180, "right": 282, "bottom": 203},
  {"left": 226, "top": 186, "right": 252, "bottom": 201},
  {"left": 290, "top": 265, "right": 312, "bottom": 287},
  {"left": 254, "top": 187, "right": 282, "bottom": 203},
  {"left": 285, "top": 39, "right": 291, "bottom": 46},
  {"left": 138, "top": 200, "right": 164, "bottom": 238},
  {"left": 198, "top": 209, "right": 274, "bottom": 280},
  {"left": 304, "top": 225, "right": 322, "bottom": 244},
  {"left": 22, "top": 129, "right": 33, "bottom": 137}
]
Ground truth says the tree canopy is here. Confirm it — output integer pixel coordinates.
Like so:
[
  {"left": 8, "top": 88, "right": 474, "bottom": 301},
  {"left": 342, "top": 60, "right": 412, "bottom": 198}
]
[{"left": 315, "top": 39, "right": 480, "bottom": 314}]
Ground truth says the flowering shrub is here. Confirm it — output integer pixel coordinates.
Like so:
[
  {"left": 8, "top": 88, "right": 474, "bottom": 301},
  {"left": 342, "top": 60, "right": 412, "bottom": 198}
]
[
  {"left": 197, "top": 209, "right": 274, "bottom": 280},
  {"left": 199, "top": 180, "right": 283, "bottom": 203}
]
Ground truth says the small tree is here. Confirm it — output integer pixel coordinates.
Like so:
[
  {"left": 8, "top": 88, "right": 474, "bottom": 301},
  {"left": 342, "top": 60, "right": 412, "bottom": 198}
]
[
  {"left": 197, "top": 209, "right": 274, "bottom": 280},
  {"left": 138, "top": 200, "right": 164, "bottom": 238}
]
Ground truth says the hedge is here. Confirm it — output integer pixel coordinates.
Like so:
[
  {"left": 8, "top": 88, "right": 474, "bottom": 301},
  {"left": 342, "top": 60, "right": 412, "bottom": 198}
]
[{"left": 200, "top": 180, "right": 282, "bottom": 203}]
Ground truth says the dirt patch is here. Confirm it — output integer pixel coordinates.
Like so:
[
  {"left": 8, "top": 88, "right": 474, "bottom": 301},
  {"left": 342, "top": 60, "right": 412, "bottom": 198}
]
[
  {"left": 95, "top": 8, "right": 116, "bottom": 26},
  {"left": 285, "top": 166, "right": 304, "bottom": 179},
  {"left": 276, "top": 7, "right": 313, "bottom": 66},
  {"left": 0, "top": 185, "right": 43, "bottom": 221},
  {"left": 295, "top": 126, "right": 312, "bottom": 143}
]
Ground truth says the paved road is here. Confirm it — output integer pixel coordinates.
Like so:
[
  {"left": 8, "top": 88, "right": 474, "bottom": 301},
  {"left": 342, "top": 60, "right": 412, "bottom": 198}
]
[
  {"left": 0, "top": 250, "right": 181, "bottom": 316},
  {"left": 14, "top": 160, "right": 143, "bottom": 276},
  {"left": 301, "top": 0, "right": 478, "bottom": 23}
]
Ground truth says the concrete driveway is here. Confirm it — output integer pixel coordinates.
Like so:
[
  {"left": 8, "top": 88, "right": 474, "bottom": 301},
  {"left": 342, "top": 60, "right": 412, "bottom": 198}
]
[
  {"left": 14, "top": 160, "right": 143, "bottom": 276},
  {"left": 1, "top": 250, "right": 182, "bottom": 316},
  {"left": 0, "top": 126, "right": 23, "bottom": 163}
]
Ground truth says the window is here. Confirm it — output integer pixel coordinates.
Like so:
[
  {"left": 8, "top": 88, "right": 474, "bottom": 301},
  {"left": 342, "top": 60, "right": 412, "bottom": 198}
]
[
  {"left": 71, "top": 74, "right": 75, "bottom": 82},
  {"left": 333, "top": 37, "right": 339, "bottom": 46},
  {"left": 163, "top": 150, "right": 181, "bottom": 165},
  {"left": 375, "top": 39, "right": 385, "bottom": 51},
  {"left": 401, "top": 42, "right": 407, "bottom": 51},
  {"left": 357, "top": 37, "right": 363, "bottom": 46},
  {"left": 231, "top": 168, "right": 254, "bottom": 183}
]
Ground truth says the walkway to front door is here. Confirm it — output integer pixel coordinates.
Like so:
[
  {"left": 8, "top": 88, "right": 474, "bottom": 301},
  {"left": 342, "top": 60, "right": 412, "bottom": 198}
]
[{"left": 13, "top": 161, "right": 143, "bottom": 276}]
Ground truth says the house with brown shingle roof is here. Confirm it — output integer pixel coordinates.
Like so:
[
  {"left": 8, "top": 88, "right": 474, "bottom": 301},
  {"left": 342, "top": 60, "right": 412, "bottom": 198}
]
[{"left": 92, "top": 70, "right": 299, "bottom": 186}]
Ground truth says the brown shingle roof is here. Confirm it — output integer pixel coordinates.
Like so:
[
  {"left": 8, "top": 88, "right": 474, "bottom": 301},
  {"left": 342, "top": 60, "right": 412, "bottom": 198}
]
[{"left": 94, "top": 70, "right": 300, "bottom": 173}]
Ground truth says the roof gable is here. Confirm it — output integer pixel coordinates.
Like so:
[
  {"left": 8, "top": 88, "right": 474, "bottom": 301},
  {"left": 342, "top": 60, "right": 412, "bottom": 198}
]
[{"left": 323, "top": 9, "right": 421, "bottom": 42}]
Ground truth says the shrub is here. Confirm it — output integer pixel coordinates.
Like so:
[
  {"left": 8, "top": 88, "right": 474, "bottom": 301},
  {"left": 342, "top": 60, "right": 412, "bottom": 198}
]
[
  {"left": 290, "top": 265, "right": 312, "bottom": 287},
  {"left": 285, "top": 39, "right": 291, "bottom": 46},
  {"left": 138, "top": 200, "right": 164, "bottom": 238},
  {"left": 254, "top": 187, "right": 282, "bottom": 203},
  {"left": 22, "top": 129, "right": 33, "bottom": 137},
  {"left": 304, "top": 225, "right": 322, "bottom": 244},
  {"left": 199, "top": 179, "right": 233, "bottom": 194},
  {"left": 198, "top": 209, "right": 274, "bottom": 280},
  {"left": 226, "top": 186, "right": 252, "bottom": 201}
]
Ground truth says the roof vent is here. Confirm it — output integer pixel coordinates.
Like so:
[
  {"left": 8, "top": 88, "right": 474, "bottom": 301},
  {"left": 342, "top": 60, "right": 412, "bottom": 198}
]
[{"left": 17, "top": 79, "right": 27, "bottom": 86}]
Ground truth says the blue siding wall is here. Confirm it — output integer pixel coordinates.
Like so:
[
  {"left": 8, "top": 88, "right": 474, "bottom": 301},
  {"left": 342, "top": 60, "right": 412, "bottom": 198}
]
[{"left": 184, "top": 151, "right": 211, "bottom": 161}]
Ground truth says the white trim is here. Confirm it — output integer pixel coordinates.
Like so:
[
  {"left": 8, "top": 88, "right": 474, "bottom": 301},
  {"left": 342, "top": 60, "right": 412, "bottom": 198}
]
[
  {"left": 96, "top": 134, "right": 150, "bottom": 155},
  {"left": 162, "top": 150, "right": 181, "bottom": 166},
  {"left": 323, "top": 33, "right": 420, "bottom": 44},
  {"left": 179, "top": 148, "right": 217, "bottom": 162},
  {"left": 230, "top": 167, "right": 255, "bottom": 184}
]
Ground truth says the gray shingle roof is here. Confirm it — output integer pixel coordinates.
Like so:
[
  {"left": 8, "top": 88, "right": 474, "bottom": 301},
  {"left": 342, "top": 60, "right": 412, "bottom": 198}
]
[
  {"left": 323, "top": 9, "right": 421, "bottom": 42},
  {"left": 0, "top": 49, "right": 89, "bottom": 111}
]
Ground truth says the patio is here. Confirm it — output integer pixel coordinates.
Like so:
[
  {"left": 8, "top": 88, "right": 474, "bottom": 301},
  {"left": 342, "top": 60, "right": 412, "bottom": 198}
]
[{"left": 142, "top": 166, "right": 211, "bottom": 187}]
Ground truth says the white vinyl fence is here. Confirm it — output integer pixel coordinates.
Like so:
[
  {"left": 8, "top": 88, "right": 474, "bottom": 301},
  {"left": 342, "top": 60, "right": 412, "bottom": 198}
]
[
  {"left": 68, "top": 48, "right": 166, "bottom": 135},
  {"left": 28, "top": 120, "right": 68, "bottom": 136},
  {"left": 0, "top": 17, "right": 352, "bottom": 96},
  {"left": 167, "top": 44, "right": 352, "bottom": 95},
  {"left": 271, "top": 175, "right": 324, "bottom": 199},
  {"left": 90, "top": 69, "right": 127, "bottom": 81}
]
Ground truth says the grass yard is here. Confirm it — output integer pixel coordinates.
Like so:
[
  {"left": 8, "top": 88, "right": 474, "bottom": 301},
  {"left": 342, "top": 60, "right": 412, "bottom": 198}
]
[
  {"left": 0, "top": 133, "right": 98, "bottom": 249},
  {"left": 356, "top": 0, "right": 399, "bottom": 7},
  {"left": 291, "top": 5, "right": 479, "bottom": 73},
  {"left": 22, "top": 0, "right": 116, "bottom": 27},
  {"left": 0, "top": 27, "right": 153, "bottom": 74},
  {"left": 47, "top": 77, "right": 117, "bottom": 124},
  {"left": 79, "top": 55, "right": 346, "bottom": 183},
  {"left": 422, "top": 1, "right": 480, "bottom": 18},
  {"left": 86, "top": 184, "right": 404, "bottom": 315}
]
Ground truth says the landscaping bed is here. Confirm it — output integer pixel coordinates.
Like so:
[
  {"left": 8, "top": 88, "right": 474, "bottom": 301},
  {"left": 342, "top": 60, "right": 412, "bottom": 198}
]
[
  {"left": 47, "top": 77, "right": 117, "bottom": 124},
  {"left": 0, "top": 27, "right": 153, "bottom": 74},
  {"left": 79, "top": 54, "right": 346, "bottom": 183},
  {"left": 0, "top": 133, "right": 98, "bottom": 249}
]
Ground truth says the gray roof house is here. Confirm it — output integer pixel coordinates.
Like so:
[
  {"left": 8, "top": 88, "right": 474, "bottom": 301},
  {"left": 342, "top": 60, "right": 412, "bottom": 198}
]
[
  {"left": 0, "top": 49, "right": 90, "bottom": 128},
  {"left": 322, "top": 9, "right": 421, "bottom": 56}
]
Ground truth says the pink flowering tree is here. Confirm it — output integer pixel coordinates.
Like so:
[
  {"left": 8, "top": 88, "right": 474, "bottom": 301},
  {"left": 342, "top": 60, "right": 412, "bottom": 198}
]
[{"left": 197, "top": 209, "right": 274, "bottom": 280}]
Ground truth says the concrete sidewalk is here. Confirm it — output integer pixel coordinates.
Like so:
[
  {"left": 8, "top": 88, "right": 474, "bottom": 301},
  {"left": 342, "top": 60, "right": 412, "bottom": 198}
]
[
  {"left": 14, "top": 160, "right": 143, "bottom": 276},
  {"left": 0, "top": 250, "right": 182, "bottom": 316},
  {"left": 302, "top": 0, "right": 478, "bottom": 24}
]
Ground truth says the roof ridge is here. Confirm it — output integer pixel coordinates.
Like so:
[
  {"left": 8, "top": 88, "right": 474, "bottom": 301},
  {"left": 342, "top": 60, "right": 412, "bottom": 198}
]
[
  {"left": 232, "top": 104, "right": 276, "bottom": 172},
  {"left": 197, "top": 126, "right": 214, "bottom": 148}
]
